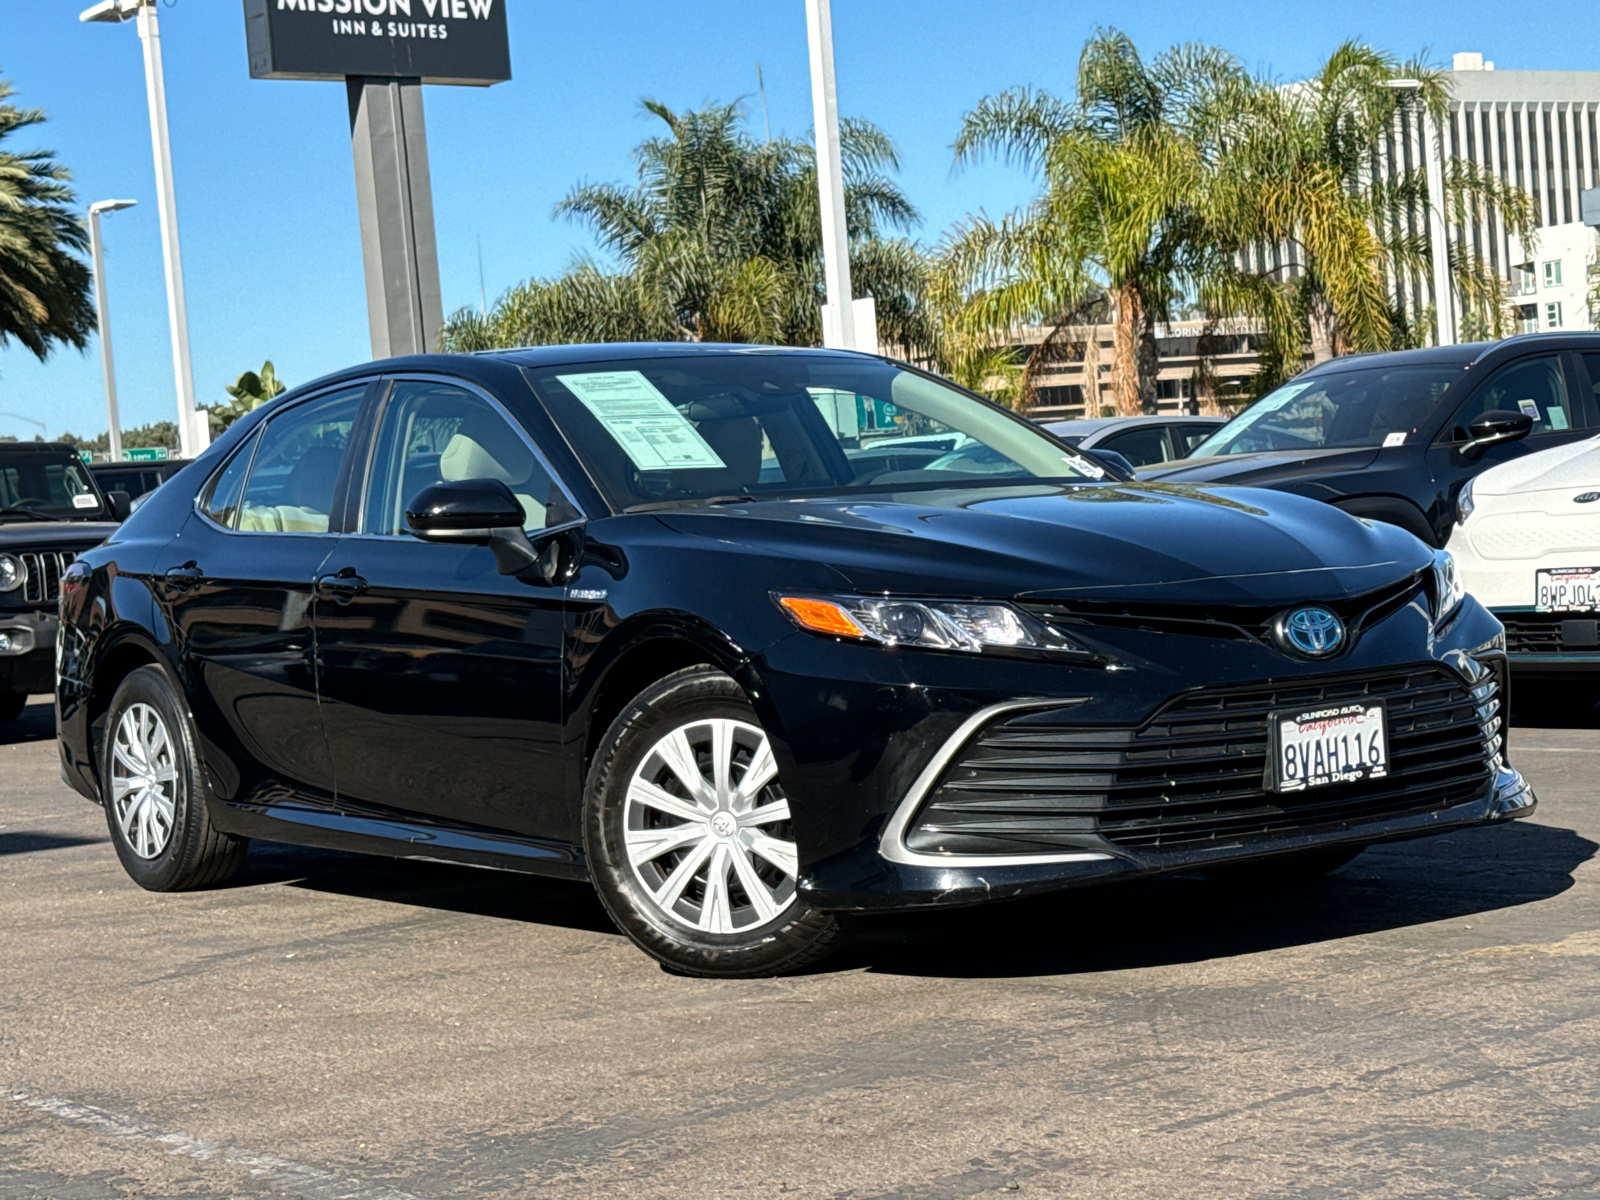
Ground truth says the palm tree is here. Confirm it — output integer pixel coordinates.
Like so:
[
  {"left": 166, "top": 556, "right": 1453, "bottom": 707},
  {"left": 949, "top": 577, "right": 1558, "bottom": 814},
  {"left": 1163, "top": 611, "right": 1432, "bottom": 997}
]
[
  {"left": 1215, "top": 42, "right": 1538, "bottom": 381},
  {"left": 442, "top": 101, "right": 938, "bottom": 356},
  {"left": 941, "top": 31, "right": 1255, "bottom": 415},
  {"left": 0, "top": 78, "right": 93, "bottom": 359}
]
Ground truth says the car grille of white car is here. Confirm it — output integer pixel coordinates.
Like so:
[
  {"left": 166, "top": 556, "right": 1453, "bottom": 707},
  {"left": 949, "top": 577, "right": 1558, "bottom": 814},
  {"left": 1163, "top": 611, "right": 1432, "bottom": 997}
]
[{"left": 1470, "top": 515, "right": 1600, "bottom": 560}]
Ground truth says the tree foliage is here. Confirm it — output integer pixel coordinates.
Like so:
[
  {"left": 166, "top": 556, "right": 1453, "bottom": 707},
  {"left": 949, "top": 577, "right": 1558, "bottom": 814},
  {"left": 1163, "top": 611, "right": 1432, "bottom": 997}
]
[
  {"left": 206, "top": 360, "right": 286, "bottom": 434},
  {"left": 0, "top": 76, "right": 93, "bottom": 360},
  {"left": 441, "top": 100, "right": 939, "bottom": 357}
]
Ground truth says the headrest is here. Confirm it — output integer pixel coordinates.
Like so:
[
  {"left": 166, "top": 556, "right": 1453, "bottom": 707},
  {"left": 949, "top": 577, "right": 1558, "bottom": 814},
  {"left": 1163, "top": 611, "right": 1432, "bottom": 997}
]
[{"left": 440, "top": 434, "right": 513, "bottom": 483}]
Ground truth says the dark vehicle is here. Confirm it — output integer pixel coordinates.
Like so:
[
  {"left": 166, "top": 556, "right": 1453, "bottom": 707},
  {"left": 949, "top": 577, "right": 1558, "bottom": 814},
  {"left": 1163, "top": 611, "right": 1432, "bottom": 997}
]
[
  {"left": 0, "top": 442, "right": 124, "bottom": 721},
  {"left": 1139, "top": 334, "right": 1600, "bottom": 546},
  {"left": 89, "top": 457, "right": 191, "bottom": 505},
  {"left": 57, "top": 346, "right": 1531, "bottom": 976},
  {"left": 1041, "top": 415, "right": 1226, "bottom": 468}
]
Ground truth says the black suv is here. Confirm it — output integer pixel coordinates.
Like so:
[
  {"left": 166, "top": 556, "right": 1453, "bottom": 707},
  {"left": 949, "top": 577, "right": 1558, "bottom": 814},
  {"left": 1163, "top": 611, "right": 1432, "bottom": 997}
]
[
  {"left": 1140, "top": 334, "right": 1600, "bottom": 546},
  {"left": 0, "top": 442, "right": 125, "bottom": 721}
]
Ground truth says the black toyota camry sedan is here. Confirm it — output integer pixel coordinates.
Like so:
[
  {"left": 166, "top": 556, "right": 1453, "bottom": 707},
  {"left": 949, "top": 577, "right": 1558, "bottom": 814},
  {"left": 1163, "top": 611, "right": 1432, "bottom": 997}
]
[{"left": 57, "top": 345, "right": 1533, "bottom": 976}]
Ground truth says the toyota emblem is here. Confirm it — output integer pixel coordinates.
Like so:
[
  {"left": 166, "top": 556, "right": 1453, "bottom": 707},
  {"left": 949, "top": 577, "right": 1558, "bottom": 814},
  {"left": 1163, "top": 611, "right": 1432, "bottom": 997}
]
[{"left": 1273, "top": 606, "right": 1346, "bottom": 659}]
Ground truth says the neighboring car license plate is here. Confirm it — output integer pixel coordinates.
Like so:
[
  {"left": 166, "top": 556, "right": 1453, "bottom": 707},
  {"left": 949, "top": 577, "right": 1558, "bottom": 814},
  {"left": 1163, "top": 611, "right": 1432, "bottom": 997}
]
[
  {"left": 1535, "top": 566, "right": 1600, "bottom": 612},
  {"left": 1269, "top": 703, "right": 1388, "bottom": 793}
]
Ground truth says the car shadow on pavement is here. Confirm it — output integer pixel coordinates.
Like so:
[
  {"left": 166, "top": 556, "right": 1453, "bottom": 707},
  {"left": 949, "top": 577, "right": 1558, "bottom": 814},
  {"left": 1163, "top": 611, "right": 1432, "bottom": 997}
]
[
  {"left": 0, "top": 831, "right": 105, "bottom": 856},
  {"left": 833, "top": 820, "right": 1596, "bottom": 979},
  {"left": 240, "top": 840, "right": 619, "bottom": 935},
  {"left": 0, "top": 696, "right": 57, "bottom": 746}
]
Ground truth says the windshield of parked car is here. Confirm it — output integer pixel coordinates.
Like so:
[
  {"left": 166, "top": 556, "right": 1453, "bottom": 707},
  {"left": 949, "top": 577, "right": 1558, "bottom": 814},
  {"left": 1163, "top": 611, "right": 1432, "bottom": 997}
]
[
  {"left": 1187, "top": 363, "right": 1466, "bottom": 457},
  {"left": 0, "top": 451, "right": 107, "bottom": 520},
  {"left": 527, "top": 355, "right": 1105, "bottom": 509}
]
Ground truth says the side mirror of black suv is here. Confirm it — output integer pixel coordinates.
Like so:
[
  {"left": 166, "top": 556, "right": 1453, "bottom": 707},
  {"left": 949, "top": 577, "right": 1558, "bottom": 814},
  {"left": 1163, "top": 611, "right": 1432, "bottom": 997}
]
[
  {"left": 1461, "top": 410, "right": 1534, "bottom": 462},
  {"left": 107, "top": 491, "right": 132, "bottom": 522}
]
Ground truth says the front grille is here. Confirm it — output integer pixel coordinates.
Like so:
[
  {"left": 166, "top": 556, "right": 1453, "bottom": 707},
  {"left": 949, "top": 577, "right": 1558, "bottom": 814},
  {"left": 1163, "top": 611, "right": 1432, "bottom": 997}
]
[
  {"left": 907, "top": 665, "right": 1500, "bottom": 856},
  {"left": 1019, "top": 572, "right": 1425, "bottom": 647},
  {"left": 18, "top": 551, "right": 76, "bottom": 604},
  {"left": 1498, "top": 611, "right": 1600, "bottom": 655}
]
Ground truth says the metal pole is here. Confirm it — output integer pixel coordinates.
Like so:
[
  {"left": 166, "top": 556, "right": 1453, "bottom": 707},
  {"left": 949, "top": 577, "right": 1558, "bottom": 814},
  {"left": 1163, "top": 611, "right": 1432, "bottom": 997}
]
[
  {"left": 804, "top": 0, "right": 855, "bottom": 350},
  {"left": 135, "top": 1, "right": 206, "bottom": 456},
  {"left": 347, "top": 76, "right": 443, "bottom": 359},
  {"left": 87, "top": 204, "right": 130, "bottom": 462},
  {"left": 1422, "top": 108, "right": 1457, "bottom": 346}
]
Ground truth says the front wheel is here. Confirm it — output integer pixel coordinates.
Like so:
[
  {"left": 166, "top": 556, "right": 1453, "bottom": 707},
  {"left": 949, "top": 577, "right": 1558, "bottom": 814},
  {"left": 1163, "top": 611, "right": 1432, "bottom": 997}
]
[
  {"left": 584, "top": 667, "right": 847, "bottom": 977},
  {"left": 0, "top": 689, "right": 25, "bottom": 723}
]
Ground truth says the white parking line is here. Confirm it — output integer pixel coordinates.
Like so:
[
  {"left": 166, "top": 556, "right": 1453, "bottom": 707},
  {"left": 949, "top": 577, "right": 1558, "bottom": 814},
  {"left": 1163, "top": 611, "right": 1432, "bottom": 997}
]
[
  {"left": 1511, "top": 746, "right": 1600, "bottom": 753},
  {"left": 8, "top": 1092, "right": 422, "bottom": 1200}
]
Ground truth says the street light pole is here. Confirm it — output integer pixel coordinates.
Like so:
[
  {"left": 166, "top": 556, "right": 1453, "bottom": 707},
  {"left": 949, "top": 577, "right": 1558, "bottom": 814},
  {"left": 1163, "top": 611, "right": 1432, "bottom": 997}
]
[
  {"left": 88, "top": 200, "right": 137, "bottom": 463},
  {"left": 804, "top": 0, "right": 856, "bottom": 351},
  {"left": 1387, "top": 80, "right": 1456, "bottom": 347},
  {"left": 81, "top": 0, "right": 208, "bottom": 457}
]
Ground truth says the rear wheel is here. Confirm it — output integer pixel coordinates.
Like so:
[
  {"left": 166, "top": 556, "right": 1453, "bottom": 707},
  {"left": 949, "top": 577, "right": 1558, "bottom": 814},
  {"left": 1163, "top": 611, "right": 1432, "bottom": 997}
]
[
  {"left": 584, "top": 667, "right": 847, "bottom": 977},
  {"left": 1205, "top": 844, "right": 1365, "bottom": 887},
  {"left": 0, "top": 689, "right": 25, "bottom": 723},
  {"left": 101, "top": 666, "right": 248, "bottom": 891}
]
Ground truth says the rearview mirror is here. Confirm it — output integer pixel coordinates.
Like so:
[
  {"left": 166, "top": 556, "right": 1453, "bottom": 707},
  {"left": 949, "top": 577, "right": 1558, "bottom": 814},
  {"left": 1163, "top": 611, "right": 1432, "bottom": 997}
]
[
  {"left": 1461, "top": 409, "right": 1534, "bottom": 461},
  {"left": 406, "top": 478, "right": 574, "bottom": 582}
]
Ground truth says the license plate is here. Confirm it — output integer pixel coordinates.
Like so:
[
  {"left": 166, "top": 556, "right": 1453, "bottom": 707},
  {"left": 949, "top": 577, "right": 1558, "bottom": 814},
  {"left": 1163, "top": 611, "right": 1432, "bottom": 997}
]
[
  {"left": 1535, "top": 566, "right": 1600, "bottom": 612},
  {"left": 1269, "top": 703, "right": 1388, "bottom": 793}
]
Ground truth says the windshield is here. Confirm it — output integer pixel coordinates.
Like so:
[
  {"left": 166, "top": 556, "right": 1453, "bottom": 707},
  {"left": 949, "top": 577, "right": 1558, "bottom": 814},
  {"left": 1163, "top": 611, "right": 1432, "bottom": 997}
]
[
  {"left": 1189, "top": 363, "right": 1466, "bottom": 458},
  {"left": 0, "top": 451, "right": 107, "bottom": 519},
  {"left": 526, "top": 355, "right": 1104, "bottom": 509}
]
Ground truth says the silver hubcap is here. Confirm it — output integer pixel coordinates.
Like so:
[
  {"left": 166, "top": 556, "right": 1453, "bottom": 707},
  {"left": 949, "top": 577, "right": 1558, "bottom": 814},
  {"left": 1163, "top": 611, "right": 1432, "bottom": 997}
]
[
  {"left": 623, "top": 717, "right": 798, "bottom": 934},
  {"left": 110, "top": 703, "right": 177, "bottom": 860}
]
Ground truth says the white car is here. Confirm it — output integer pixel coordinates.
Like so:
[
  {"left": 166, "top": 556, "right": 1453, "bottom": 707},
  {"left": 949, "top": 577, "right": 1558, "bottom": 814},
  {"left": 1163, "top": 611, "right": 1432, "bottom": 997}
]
[{"left": 1448, "top": 434, "right": 1600, "bottom": 706}]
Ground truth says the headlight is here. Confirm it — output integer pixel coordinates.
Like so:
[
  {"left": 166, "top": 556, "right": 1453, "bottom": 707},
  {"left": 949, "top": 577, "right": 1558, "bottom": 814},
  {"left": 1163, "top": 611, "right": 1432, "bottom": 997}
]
[
  {"left": 775, "top": 593, "right": 1092, "bottom": 656},
  {"left": 1456, "top": 478, "right": 1475, "bottom": 526},
  {"left": 0, "top": 554, "right": 23, "bottom": 593},
  {"left": 1431, "top": 549, "right": 1465, "bottom": 625}
]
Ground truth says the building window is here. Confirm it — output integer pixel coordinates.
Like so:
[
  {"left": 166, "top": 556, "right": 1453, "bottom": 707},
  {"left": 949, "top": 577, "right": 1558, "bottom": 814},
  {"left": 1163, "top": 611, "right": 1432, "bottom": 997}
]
[
  {"left": 1511, "top": 264, "right": 1537, "bottom": 296},
  {"left": 1545, "top": 302, "right": 1563, "bottom": 330},
  {"left": 1518, "top": 304, "right": 1539, "bottom": 334},
  {"left": 1543, "top": 260, "right": 1563, "bottom": 288}
]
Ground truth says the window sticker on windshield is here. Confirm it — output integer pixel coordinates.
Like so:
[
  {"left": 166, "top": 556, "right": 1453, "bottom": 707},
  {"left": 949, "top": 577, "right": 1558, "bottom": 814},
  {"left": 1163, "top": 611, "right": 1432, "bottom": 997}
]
[
  {"left": 1517, "top": 398, "right": 1541, "bottom": 422},
  {"left": 72, "top": 494, "right": 98, "bottom": 509},
  {"left": 1382, "top": 431, "right": 1407, "bottom": 448},
  {"left": 556, "top": 370, "right": 728, "bottom": 471},
  {"left": 1253, "top": 381, "right": 1313, "bottom": 414},
  {"left": 1549, "top": 407, "right": 1570, "bottom": 430}
]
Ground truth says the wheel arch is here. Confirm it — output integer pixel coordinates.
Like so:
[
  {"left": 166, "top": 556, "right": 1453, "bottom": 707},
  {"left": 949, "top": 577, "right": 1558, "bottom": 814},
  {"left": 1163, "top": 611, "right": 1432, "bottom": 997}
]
[
  {"left": 576, "top": 615, "right": 771, "bottom": 782},
  {"left": 85, "top": 629, "right": 179, "bottom": 779}
]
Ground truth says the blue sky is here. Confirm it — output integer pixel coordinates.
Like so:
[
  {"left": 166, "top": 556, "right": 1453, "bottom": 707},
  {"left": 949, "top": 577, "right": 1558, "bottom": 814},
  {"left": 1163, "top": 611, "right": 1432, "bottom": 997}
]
[{"left": 4, "top": 0, "right": 1600, "bottom": 443}]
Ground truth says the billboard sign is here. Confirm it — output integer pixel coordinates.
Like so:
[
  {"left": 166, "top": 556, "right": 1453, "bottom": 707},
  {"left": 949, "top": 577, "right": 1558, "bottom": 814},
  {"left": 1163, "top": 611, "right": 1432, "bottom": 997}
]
[{"left": 243, "top": 0, "right": 511, "bottom": 86}]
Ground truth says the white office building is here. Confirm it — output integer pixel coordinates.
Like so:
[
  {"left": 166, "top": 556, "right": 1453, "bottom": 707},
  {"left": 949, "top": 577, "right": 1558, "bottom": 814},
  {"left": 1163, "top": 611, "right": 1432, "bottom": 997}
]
[{"left": 1413, "top": 55, "right": 1599, "bottom": 332}]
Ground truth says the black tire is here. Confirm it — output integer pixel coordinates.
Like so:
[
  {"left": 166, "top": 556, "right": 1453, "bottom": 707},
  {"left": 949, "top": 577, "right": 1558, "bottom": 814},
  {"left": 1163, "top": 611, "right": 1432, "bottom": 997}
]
[
  {"left": 1205, "top": 844, "right": 1365, "bottom": 887},
  {"left": 584, "top": 666, "right": 847, "bottom": 977},
  {"left": 101, "top": 665, "right": 248, "bottom": 891},
  {"left": 0, "top": 689, "right": 25, "bottom": 723}
]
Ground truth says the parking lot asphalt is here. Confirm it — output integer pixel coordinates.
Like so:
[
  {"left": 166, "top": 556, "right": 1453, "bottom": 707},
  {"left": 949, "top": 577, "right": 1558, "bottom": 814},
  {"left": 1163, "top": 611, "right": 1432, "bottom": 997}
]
[{"left": 1, "top": 693, "right": 1598, "bottom": 1200}]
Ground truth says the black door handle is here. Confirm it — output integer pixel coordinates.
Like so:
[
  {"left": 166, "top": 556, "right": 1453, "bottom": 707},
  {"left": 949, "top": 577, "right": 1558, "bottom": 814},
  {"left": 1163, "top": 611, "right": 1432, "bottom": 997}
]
[
  {"left": 314, "top": 569, "right": 367, "bottom": 603},
  {"left": 163, "top": 562, "right": 202, "bottom": 589}
]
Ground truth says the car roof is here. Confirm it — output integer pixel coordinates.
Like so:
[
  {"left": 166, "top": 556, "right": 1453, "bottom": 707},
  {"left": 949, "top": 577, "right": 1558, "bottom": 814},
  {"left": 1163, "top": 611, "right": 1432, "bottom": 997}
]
[
  {"left": 0, "top": 441, "right": 78, "bottom": 454},
  {"left": 1300, "top": 332, "right": 1600, "bottom": 379},
  {"left": 489, "top": 343, "right": 879, "bottom": 368}
]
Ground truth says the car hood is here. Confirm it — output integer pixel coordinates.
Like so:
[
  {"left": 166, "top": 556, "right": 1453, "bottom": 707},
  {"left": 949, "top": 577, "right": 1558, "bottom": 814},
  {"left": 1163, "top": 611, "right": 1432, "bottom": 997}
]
[
  {"left": 0, "top": 519, "right": 118, "bottom": 548},
  {"left": 1472, "top": 434, "right": 1600, "bottom": 497},
  {"left": 653, "top": 483, "right": 1429, "bottom": 605},
  {"left": 1137, "top": 446, "right": 1381, "bottom": 490}
]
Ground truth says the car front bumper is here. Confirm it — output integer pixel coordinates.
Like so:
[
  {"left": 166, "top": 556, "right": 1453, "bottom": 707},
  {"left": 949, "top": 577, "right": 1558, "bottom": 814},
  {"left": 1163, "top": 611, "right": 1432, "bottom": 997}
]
[
  {"left": 749, "top": 594, "right": 1533, "bottom": 912},
  {"left": 0, "top": 608, "right": 58, "bottom": 696}
]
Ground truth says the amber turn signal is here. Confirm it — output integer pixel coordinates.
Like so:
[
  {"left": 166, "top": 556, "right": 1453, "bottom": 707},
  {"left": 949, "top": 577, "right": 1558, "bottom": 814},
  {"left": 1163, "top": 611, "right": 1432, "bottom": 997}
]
[{"left": 776, "top": 595, "right": 865, "bottom": 639}]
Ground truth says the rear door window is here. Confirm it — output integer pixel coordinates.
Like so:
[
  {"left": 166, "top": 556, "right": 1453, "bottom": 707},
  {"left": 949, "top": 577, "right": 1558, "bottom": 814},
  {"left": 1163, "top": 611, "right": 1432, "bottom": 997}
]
[{"left": 236, "top": 389, "right": 363, "bottom": 533}]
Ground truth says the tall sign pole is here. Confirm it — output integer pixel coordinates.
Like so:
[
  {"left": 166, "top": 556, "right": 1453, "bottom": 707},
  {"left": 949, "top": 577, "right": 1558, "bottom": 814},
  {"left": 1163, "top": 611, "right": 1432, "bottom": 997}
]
[
  {"left": 1422, "top": 108, "right": 1457, "bottom": 347},
  {"left": 244, "top": 1, "right": 510, "bottom": 361},
  {"left": 805, "top": 0, "right": 856, "bottom": 351},
  {"left": 88, "top": 200, "right": 138, "bottom": 463}
]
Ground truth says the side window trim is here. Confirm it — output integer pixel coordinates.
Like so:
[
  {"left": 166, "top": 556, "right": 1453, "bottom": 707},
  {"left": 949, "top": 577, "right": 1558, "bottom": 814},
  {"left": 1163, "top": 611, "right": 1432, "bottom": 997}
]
[
  {"left": 195, "top": 380, "right": 368, "bottom": 536},
  {"left": 195, "top": 426, "right": 265, "bottom": 533},
  {"left": 352, "top": 372, "right": 589, "bottom": 539}
]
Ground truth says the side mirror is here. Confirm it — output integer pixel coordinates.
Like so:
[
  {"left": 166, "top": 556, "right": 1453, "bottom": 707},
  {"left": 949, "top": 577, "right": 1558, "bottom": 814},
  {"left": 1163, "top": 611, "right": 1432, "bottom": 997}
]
[
  {"left": 405, "top": 478, "right": 576, "bottom": 582},
  {"left": 1461, "top": 409, "right": 1534, "bottom": 461},
  {"left": 107, "top": 490, "right": 132, "bottom": 522},
  {"left": 1084, "top": 448, "right": 1136, "bottom": 480}
]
